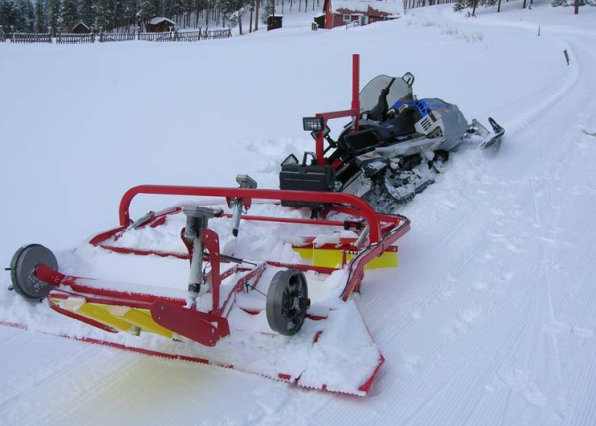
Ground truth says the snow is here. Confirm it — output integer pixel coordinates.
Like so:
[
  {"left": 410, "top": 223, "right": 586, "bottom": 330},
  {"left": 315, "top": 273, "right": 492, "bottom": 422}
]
[
  {"left": 149, "top": 17, "right": 176, "bottom": 26},
  {"left": 2, "top": 1, "right": 596, "bottom": 424}
]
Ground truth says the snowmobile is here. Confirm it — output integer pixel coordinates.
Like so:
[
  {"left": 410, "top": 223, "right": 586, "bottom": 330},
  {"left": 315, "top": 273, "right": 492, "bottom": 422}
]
[
  {"left": 280, "top": 55, "right": 505, "bottom": 212},
  {"left": 4, "top": 177, "right": 410, "bottom": 396}
]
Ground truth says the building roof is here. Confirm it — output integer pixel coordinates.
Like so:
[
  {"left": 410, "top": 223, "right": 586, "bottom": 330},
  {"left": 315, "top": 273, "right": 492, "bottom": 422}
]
[
  {"left": 72, "top": 22, "right": 91, "bottom": 31},
  {"left": 149, "top": 17, "right": 176, "bottom": 26},
  {"left": 329, "top": 0, "right": 403, "bottom": 17}
]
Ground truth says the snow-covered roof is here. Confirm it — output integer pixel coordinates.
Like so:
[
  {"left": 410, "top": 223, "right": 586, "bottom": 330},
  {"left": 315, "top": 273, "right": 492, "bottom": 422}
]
[
  {"left": 72, "top": 22, "right": 90, "bottom": 30},
  {"left": 330, "top": 0, "right": 403, "bottom": 17},
  {"left": 149, "top": 17, "right": 176, "bottom": 26}
]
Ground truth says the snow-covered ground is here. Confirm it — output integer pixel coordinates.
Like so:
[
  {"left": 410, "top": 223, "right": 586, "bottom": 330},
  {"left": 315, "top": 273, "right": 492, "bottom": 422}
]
[{"left": 1, "top": 2, "right": 596, "bottom": 425}]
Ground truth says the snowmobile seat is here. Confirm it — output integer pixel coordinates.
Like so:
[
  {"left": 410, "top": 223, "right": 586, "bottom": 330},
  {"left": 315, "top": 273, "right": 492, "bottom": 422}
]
[
  {"left": 387, "top": 106, "right": 423, "bottom": 138},
  {"left": 342, "top": 129, "right": 384, "bottom": 156}
]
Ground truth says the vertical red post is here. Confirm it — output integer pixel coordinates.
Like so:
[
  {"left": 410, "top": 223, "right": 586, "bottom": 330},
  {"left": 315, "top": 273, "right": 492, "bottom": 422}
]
[
  {"left": 315, "top": 118, "right": 326, "bottom": 166},
  {"left": 352, "top": 54, "right": 360, "bottom": 131}
]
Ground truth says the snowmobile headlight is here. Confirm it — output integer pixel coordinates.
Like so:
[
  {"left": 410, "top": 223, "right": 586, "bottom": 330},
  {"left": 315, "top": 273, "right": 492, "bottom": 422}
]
[{"left": 303, "top": 117, "right": 325, "bottom": 132}]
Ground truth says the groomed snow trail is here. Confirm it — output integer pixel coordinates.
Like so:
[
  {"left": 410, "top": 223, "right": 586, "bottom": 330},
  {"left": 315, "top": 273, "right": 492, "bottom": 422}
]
[{"left": 1, "top": 4, "right": 596, "bottom": 426}]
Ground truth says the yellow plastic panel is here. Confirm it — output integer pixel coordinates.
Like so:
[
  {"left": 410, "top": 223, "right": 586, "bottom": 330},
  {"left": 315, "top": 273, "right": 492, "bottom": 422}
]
[
  {"left": 112, "top": 308, "right": 174, "bottom": 339},
  {"left": 76, "top": 303, "right": 141, "bottom": 335},
  {"left": 294, "top": 246, "right": 398, "bottom": 269},
  {"left": 62, "top": 302, "right": 173, "bottom": 339}
]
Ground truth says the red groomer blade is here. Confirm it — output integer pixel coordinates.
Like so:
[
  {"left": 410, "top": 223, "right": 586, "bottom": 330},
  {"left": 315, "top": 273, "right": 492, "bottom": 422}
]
[{"left": 150, "top": 301, "right": 231, "bottom": 347}]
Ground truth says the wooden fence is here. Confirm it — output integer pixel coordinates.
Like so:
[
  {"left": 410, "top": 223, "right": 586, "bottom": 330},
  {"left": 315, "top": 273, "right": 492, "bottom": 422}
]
[
  {"left": 99, "top": 33, "right": 136, "bottom": 42},
  {"left": 137, "top": 29, "right": 231, "bottom": 42},
  {"left": 205, "top": 29, "right": 232, "bottom": 39},
  {"left": 11, "top": 33, "right": 52, "bottom": 43},
  {"left": 176, "top": 30, "right": 203, "bottom": 42},
  {"left": 139, "top": 32, "right": 173, "bottom": 41},
  {"left": 0, "top": 28, "right": 232, "bottom": 44},
  {"left": 56, "top": 33, "right": 95, "bottom": 44}
]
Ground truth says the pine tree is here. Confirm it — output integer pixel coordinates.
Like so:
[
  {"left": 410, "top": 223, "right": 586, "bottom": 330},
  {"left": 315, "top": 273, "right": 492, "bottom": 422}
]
[
  {"left": 123, "top": 0, "right": 138, "bottom": 31},
  {"left": 25, "top": 0, "right": 34, "bottom": 31},
  {"left": 80, "top": 0, "right": 94, "bottom": 29},
  {"left": 0, "top": 0, "right": 17, "bottom": 31},
  {"left": 173, "top": 0, "right": 183, "bottom": 24},
  {"left": 45, "top": 0, "right": 61, "bottom": 34},
  {"left": 137, "top": 0, "right": 158, "bottom": 29},
  {"left": 453, "top": 0, "right": 465, "bottom": 11},
  {"left": 60, "top": 0, "right": 79, "bottom": 31},
  {"left": 221, "top": 0, "right": 249, "bottom": 30},
  {"left": 8, "top": 0, "right": 36, "bottom": 32},
  {"left": 35, "top": 0, "right": 47, "bottom": 32},
  {"left": 260, "top": 0, "right": 272, "bottom": 24},
  {"left": 95, "top": 0, "right": 114, "bottom": 30}
]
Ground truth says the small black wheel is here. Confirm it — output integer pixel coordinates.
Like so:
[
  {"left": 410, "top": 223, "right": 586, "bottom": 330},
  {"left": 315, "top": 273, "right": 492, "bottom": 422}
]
[
  {"left": 266, "top": 269, "right": 309, "bottom": 336},
  {"left": 10, "top": 244, "right": 57, "bottom": 301}
]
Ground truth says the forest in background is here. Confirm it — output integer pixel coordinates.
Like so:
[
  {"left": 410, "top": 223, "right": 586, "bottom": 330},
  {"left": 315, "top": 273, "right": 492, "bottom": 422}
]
[
  {"left": 0, "top": 0, "right": 327, "bottom": 35},
  {"left": 0, "top": 0, "right": 591, "bottom": 36}
]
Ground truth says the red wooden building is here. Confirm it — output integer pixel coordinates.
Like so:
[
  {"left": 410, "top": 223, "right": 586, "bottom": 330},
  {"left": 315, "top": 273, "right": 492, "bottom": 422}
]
[
  {"left": 319, "top": 0, "right": 402, "bottom": 29},
  {"left": 146, "top": 17, "right": 176, "bottom": 33}
]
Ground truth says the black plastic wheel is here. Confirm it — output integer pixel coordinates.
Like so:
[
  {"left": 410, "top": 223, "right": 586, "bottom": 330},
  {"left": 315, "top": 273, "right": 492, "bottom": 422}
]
[
  {"left": 10, "top": 244, "right": 57, "bottom": 301},
  {"left": 266, "top": 269, "right": 309, "bottom": 336}
]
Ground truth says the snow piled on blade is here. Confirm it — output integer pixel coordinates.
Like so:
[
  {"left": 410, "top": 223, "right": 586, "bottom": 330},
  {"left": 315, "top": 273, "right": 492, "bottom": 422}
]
[{"left": 0, "top": 267, "right": 381, "bottom": 396}]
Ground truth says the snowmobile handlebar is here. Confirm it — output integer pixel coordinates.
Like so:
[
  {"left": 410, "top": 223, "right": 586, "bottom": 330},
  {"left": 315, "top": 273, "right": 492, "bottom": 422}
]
[
  {"left": 118, "top": 185, "right": 403, "bottom": 244},
  {"left": 384, "top": 77, "right": 396, "bottom": 93}
]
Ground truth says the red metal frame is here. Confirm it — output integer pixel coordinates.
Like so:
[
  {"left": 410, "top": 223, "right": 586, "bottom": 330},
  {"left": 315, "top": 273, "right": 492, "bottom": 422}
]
[
  {"left": 314, "top": 53, "right": 361, "bottom": 165},
  {"left": 113, "top": 185, "right": 409, "bottom": 301},
  {"left": 36, "top": 264, "right": 187, "bottom": 308},
  {"left": 118, "top": 186, "right": 401, "bottom": 244},
  {"left": 18, "top": 183, "right": 409, "bottom": 395},
  {"left": 40, "top": 183, "right": 410, "bottom": 316}
]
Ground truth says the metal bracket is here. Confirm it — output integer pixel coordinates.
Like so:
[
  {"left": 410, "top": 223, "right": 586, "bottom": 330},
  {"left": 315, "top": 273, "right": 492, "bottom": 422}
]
[
  {"left": 231, "top": 175, "right": 258, "bottom": 237},
  {"left": 182, "top": 207, "right": 223, "bottom": 302}
]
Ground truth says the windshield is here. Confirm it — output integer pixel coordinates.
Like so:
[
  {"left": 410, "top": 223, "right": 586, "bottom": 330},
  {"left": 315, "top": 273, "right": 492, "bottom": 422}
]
[{"left": 360, "top": 75, "right": 413, "bottom": 112}]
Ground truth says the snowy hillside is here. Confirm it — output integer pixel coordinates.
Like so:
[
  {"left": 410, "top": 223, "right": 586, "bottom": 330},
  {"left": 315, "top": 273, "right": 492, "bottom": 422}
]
[{"left": 1, "top": 2, "right": 596, "bottom": 425}]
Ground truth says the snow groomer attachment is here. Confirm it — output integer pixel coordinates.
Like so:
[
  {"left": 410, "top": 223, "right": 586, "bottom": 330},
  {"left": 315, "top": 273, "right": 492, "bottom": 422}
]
[
  {"left": 7, "top": 175, "right": 410, "bottom": 396},
  {"left": 281, "top": 54, "right": 505, "bottom": 211}
]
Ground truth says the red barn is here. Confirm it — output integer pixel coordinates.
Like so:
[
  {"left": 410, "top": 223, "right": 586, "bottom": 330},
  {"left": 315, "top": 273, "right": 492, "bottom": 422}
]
[
  {"left": 146, "top": 17, "right": 176, "bottom": 33},
  {"left": 320, "top": 0, "right": 402, "bottom": 29}
]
